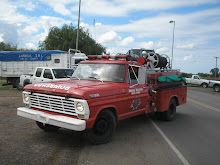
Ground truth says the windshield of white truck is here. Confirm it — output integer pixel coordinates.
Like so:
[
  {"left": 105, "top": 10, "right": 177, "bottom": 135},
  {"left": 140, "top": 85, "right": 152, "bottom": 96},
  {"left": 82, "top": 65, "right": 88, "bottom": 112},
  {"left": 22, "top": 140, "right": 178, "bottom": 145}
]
[
  {"left": 52, "top": 69, "right": 74, "bottom": 78},
  {"left": 72, "top": 63, "right": 126, "bottom": 83}
]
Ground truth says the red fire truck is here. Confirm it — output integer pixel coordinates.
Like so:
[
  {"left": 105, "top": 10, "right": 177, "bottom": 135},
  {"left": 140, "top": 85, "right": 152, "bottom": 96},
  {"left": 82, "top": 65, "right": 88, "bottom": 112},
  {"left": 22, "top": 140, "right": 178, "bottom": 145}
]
[{"left": 17, "top": 53, "right": 187, "bottom": 144}]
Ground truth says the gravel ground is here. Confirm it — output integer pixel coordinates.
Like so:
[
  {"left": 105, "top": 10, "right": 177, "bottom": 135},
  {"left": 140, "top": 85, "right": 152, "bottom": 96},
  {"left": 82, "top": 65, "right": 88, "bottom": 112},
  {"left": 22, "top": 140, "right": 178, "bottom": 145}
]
[
  {"left": 0, "top": 86, "right": 219, "bottom": 165},
  {"left": 0, "top": 89, "right": 85, "bottom": 165}
]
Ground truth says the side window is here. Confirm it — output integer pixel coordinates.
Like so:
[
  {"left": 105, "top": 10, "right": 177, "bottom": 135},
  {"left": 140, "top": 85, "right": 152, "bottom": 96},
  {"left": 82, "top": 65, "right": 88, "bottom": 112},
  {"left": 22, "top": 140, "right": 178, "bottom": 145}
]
[
  {"left": 43, "top": 69, "right": 53, "bottom": 79},
  {"left": 35, "top": 68, "right": 43, "bottom": 77},
  {"left": 194, "top": 76, "right": 198, "bottom": 79},
  {"left": 54, "top": 59, "right": 60, "bottom": 63},
  {"left": 128, "top": 66, "right": 139, "bottom": 84},
  {"left": 75, "top": 59, "right": 85, "bottom": 64}
]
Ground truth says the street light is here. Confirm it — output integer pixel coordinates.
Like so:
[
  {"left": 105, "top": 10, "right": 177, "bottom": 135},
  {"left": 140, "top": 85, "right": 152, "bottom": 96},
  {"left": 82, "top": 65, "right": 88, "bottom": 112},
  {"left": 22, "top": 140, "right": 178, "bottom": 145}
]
[
  {"left": 76, "top": 0, "right": 81, "bottom": 50},
  {"left": 169, "top": 20, "right": 175, "bottom": 69}
]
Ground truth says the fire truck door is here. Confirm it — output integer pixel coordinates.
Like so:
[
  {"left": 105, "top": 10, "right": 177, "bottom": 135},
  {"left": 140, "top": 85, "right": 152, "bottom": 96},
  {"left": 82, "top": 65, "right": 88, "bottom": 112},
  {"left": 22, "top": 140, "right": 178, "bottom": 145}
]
[{"left": 124, "top": 66, "right": 149, "bottom": 114}]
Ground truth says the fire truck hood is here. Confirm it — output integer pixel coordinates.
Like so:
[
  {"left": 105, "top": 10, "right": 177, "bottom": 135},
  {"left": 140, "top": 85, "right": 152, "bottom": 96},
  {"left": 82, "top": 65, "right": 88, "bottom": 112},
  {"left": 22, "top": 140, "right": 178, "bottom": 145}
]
[{"left": 24, "top": 79, "right": 122, "bottom": 100}]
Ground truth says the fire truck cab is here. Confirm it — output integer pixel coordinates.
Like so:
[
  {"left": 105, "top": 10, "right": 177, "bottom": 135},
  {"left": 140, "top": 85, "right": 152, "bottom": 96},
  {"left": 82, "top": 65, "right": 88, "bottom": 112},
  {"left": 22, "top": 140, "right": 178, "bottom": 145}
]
[{"left": 17, "top": 53, "right": 187, "bottom": 144}]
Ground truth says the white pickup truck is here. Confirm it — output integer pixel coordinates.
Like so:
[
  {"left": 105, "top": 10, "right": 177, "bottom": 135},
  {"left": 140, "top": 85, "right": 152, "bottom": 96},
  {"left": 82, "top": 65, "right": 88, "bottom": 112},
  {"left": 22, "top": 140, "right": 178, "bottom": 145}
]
[
  {"left": 19, "top": 67, "right": 74, "bottom": 89},
  {"left": 185, "top": 75, "right": 210, "bottom": 88},
  {"left": 209, "top": 80, "right": 220, "bottom": 92}
]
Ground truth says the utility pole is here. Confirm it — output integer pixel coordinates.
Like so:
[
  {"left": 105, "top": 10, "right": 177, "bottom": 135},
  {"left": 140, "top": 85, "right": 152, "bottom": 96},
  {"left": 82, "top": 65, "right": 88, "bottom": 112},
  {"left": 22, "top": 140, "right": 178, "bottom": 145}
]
[
  {"left": 214, "top": 57, "right": 219, "bottom": 78},
  {"left": 76, "top": 0, "right": 81, "bottom": 50},
  {"left": 169, "top": 20, "right": 175, "bottom": 69},
  {"left": 93, "top": 19, "right": 96, "bottom": 41}
]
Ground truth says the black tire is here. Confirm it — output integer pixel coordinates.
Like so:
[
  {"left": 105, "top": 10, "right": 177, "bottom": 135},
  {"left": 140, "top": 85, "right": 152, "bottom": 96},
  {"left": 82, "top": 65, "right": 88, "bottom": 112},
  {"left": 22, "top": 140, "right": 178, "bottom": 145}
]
[
  {"left": 14, "top": 78, "right": 20, "bottom": 88},
  {"left": 15, "top": 78, "right": 23, "bottom": 90},
  {"left": 87, "top": 110, "right": 116, "bottom": 144},
  {"left": 163, "top": 98, "right": 176, "bottom": 121},
  {"left": 23, "top": 79, "right": 30, "bottom": 87},
  {"left": 213, "top": 85, "right": 220, "bottom": 92},
  {"left": 201, "top": 83, "right": 208, "bottom": 88},
  {"left": 36, "top": 121, "right": 60, "bottom": 132}
]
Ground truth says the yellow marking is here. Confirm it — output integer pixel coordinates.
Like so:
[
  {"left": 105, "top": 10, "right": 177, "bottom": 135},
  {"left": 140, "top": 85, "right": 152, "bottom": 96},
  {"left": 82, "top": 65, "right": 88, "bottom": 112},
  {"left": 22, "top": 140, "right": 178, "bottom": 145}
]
[{"left": 188, "top": 98, "right": 220, "bottom": 113}]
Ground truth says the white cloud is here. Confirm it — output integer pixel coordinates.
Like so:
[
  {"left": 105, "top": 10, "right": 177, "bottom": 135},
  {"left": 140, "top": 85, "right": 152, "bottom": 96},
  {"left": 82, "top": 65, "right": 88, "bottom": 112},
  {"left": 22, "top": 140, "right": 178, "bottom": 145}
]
[
  {"left": 80, "top": 0, "right": 218, "bottom": 17},
  {"left": 80, "top": 22, "right": 89, "bottom": 28},
  {"left": 14, "top": 1, "right": 36, "bottom": 11},
  {"left": 118, "top": 36, "right": 134, "bottom": 46},
  {"left": 53, "top": 3, "right": 72, "bottom": 16},
  {"left": 176, "top": 43, "right": 196, "bottom": 49},
  {"left": 0, "top": 0, "right": 219, "bottom": 74},
  {"left": 134, "top": 41, "right": 154, "bottom": 49},
  {"left": 183, "top": 55, "right": 193, "bottom": 61},
  {"left": 97, "top": 31, "right": 121, "bottom": 45},
  {"left": 0, "top": 0, "right": 30, "bottom": 24},
  {"left": 106, "top": 47, "right": 129, "bottom": 55},
  {"left": 0, "top": 0, "right": 72, "bottom": 47},
  {"left": 0, "top": 34, "right": 4, "bottom": 42},
  {"left": 95, "top": 22, "right": 102, "bottom": 26},
  {"left": 40, "top": 0, "right": 77, "bottom": 18},
  {"left": 156, "top": 47, "right": 170, "bottom": 54},
  {"left": 25, "top": 42, "right": 37, "bottom": 50}
]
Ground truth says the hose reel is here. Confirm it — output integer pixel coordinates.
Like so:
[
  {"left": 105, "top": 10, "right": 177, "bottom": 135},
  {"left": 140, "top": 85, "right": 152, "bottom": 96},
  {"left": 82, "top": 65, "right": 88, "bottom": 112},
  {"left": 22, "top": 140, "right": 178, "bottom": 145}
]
[{"left": 144, "top": 53, "right": 170, "bottom": 69}]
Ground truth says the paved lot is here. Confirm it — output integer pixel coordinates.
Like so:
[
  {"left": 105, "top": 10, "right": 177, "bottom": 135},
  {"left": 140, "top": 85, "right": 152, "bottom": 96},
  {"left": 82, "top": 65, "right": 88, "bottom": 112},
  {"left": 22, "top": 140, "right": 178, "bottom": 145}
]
[{"left": 0, "top": 87, "right": 219, "bottom": 165}]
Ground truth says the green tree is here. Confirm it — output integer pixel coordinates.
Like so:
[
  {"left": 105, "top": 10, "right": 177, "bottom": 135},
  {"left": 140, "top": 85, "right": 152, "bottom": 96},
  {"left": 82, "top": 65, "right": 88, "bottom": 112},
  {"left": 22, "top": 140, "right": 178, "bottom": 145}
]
[
  {"left": 0, "top": 42, "right": 34, "bottom": 51},
  {"left": 210, "top": 68, "right": 219, "bottom": 77},
  {"left": 181, "top": 72, "right": 192, "bottom": 78},
  {"left": 198, "top": 72, "right": 210, "bottom": 78},
  {"left": 0, "top": 42, "right": 18, "bottom": 51},
  {"left": 39, "top": 24, "right": 106, "bottom": 55}
]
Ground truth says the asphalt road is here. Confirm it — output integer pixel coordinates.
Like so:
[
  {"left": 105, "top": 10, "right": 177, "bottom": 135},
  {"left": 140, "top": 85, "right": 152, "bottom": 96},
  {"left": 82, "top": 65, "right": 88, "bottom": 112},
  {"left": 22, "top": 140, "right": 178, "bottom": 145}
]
[{"left": 0, "top": 87, "right": 220, "bottom": 165}]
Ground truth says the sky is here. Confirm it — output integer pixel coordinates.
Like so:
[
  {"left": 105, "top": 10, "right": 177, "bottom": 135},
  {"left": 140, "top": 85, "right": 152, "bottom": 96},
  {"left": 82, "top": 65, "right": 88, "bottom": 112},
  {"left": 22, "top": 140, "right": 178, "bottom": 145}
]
[{"left": 0, "top": 0, "right": 220, "bottom": 73}]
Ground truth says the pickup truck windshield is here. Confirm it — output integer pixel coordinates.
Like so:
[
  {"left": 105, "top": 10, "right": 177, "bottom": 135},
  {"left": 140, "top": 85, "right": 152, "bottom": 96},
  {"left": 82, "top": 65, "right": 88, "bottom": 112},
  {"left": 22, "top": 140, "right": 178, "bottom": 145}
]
[
  {"left": 72, "top": 63, "right": 126, "bottom": 83},
  {"left": 52, "top": 69, "right": 74, "bottom": 78}
]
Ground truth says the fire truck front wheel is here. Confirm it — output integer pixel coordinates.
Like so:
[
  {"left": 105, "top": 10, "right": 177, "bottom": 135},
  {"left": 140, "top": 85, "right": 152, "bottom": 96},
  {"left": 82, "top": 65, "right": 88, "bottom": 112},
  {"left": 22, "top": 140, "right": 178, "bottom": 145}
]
[
  {"left": 36, "top": 121, "right": 60, "bottom": 132},
  {"left": 163, "top": 98, "right": 176, "bottom": 121},
  {"left": 87, "top": 110, "right": 116, "bottom": 144}
]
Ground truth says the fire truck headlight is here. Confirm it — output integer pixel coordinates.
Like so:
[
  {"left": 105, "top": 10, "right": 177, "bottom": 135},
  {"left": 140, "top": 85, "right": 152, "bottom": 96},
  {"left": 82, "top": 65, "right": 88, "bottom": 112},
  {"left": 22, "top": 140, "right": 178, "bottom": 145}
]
[
  {"left": 23, "top": 92, "right": 30, "bottom": 104},
  {"left": 76, "top": 102, "right": 84, "bottom": 112}
]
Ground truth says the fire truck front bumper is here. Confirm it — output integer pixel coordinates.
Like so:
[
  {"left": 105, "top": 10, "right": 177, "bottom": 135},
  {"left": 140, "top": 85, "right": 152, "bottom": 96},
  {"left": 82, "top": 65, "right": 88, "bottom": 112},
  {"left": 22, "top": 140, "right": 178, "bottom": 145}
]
[{"left": 17, "top": 107, "right": 86, "bottom": 131}]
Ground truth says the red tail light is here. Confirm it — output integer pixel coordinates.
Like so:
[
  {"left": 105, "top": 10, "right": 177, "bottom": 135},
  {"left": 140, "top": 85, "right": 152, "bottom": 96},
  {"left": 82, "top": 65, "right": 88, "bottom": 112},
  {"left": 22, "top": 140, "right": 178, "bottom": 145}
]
[
  {"left": 115, "top": 55, "right": 131, "bottom": 61},
  {"left": 102, "top": 55, "right": 110, "bottom": 60},
  {"left": 88, "top": 55, "right": 98, "bottom": 60}
]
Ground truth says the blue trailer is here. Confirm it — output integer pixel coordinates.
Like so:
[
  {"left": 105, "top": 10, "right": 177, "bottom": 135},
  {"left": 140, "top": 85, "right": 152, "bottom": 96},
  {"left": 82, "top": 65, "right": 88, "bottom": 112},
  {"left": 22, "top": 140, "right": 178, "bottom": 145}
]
[{"left": 0, "top": 50, "right": 87, "bottom": 89}]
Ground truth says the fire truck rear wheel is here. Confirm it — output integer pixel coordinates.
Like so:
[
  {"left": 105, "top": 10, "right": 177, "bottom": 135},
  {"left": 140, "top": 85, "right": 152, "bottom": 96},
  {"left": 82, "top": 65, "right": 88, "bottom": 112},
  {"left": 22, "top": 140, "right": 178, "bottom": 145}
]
[
  {"left": 36, "top": 121, "right": 60, "bottom": 132},
  {"left": 163, "top": 98, "right": 176, "bottom": 121},
  {"left": 87, "top": 110, "right": 116, "bottom": 144}
]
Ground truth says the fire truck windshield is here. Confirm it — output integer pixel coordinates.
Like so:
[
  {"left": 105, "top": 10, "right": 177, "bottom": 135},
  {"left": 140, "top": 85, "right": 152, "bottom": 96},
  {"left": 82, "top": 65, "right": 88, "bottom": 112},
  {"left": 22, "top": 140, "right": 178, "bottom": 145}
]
[{"left": 72, "top": 63, "right": 126, "bottom": 83}]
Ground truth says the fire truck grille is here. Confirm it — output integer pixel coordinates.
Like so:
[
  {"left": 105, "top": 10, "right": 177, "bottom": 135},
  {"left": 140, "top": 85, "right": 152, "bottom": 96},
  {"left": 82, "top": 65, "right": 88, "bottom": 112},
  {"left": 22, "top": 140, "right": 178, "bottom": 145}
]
[{"left": 30, "top": 93, "right": 77, "bottom": 116}]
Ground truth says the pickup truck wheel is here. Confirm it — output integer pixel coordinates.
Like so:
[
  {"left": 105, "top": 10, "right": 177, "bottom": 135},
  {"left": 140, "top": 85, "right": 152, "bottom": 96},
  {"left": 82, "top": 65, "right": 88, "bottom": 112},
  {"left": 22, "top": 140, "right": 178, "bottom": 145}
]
[
  {"left": 163, "top": 98, "right": 176, "bottom": 121},
  {"left": 87, "top": 110, "right": 116, "bottom": 144},
  {"left": 23, "top": 79, "right": 30, "bottom": 87},
  {"left": 36, "top": 121, "right": 60, "bottom": 132},
  {"left": 213, "top": 85, "right": 220, "bottom": 92},
  {"left": 15, "top": 79, "right": 23, "bottom": 90},
  {"left": 201, "top": 83, "right": 208, "bottom": 88}
]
